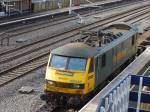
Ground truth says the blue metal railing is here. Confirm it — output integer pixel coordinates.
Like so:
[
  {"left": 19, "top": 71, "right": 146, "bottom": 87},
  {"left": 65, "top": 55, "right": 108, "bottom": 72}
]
[
  {"left": 129, "top": 75, "right": 150, "bottom": 112},
  {"left": 96, "top": 75, "right": 150, "bottom": 112}
]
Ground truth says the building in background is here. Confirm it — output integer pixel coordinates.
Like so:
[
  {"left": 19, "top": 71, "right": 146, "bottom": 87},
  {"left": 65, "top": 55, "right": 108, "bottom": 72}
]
[
  {"left": 0, "top": 0, "right": 31, "bottom": 16},
  {"left": 31, "top": 0, "right": 69, "bottom": 12},
  {"left": 0, "top": 0, "right": 98, "bottom": 16}
]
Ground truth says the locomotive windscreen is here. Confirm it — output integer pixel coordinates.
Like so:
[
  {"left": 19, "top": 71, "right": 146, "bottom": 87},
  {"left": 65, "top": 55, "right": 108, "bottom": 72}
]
[{"left": 49, "top": 55, "right": 86, "bottom": 71}]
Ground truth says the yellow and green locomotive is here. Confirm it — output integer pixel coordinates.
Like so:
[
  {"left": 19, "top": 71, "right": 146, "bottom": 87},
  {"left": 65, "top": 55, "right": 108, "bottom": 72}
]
[{"left": 42, "top": 23, "right": 138, "bottom": 105}]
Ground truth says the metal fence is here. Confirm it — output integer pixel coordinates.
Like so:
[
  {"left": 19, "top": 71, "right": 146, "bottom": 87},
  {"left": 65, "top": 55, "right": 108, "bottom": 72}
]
[{"left": 96, "top": 75, "right": 150, "bottom": 112}]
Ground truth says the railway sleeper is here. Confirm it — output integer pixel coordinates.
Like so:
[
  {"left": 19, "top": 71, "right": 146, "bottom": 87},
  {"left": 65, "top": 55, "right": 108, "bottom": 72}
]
[
  {"left": 0, "top": 81, "right": 7, "bottom": 85},
  {"left": 25, "top": 63, "right": 46, "bottom": 68},
  {"left": 0, "top": 74, "right": 17, "bottom": 79},
  {"left": 12, "top": 67, "right": 38, "bottom": 71},
  {"left": 9, "top": 64, "right": 46, "bottom": 74},
  {"left": 20, "top": 61, "right": 46, "bottom": 67},
  {"left": 140, "top": 41, "right": 150, "bottom": 46},
  {"left": 23, "top": 62, "right": 46, "bottom": 67},
  {"left": 20, "top": 63, "right": 43, "bottom": 67},
  {"left": 9, "top": 71, "right": 31, "bottom": 75},
  {"left": 8, "top": 71, "right": 25, "bottom": 74},
  {"left": 15, "top": 64, "right": 45, "bottom": 71},
  {"left": 0, "top": 76, "right": 19, "bottom": 86},
  {"left": 10, "top": 70, "right": 33, "bottom": 74},
  {"left": 0, "top": 78, "right": 15, "bottom": 84},
  {"left": 16, "top": 62, "right": 45, "bottom": 69},
  {"left": 0, "top": 77, "right": 13, "bottom": 82},
  {"left": 7, "top": 72, "right": 22, "bottom": 76}
]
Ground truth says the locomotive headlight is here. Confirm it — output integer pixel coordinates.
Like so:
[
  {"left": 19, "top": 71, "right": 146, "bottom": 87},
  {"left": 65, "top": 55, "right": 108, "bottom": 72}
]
[
  {"left": 73, "top": 84, "right": 80, "bottom": 89},
  {"left": 72, "top": 84, "right": 85, "bottom": 89},
  {"left": 48, "top": 81, "right": 54, "bottom": 85},
  {"left": 46, "top": 80, "right": 55, "bottom": 86}
]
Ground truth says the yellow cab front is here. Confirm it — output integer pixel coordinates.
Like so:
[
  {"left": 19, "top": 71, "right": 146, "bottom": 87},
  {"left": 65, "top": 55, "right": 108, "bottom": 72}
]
[{"left": 45, "top": 54, "right": 90, "bottom": 95}]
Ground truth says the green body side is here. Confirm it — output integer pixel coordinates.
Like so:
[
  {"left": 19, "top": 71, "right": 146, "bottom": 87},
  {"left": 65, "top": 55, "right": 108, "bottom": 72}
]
[{"left": 93, "top": 24, "right": 138, "bottom": 88}]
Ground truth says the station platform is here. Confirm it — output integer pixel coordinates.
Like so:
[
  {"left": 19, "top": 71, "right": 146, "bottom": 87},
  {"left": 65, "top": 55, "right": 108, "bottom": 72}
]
[
  {"left": 79, "top": 47, "right": 150, "bottom": 112},
  {"left": 0, "top": 0, "right": 122, "bottom": 25}
]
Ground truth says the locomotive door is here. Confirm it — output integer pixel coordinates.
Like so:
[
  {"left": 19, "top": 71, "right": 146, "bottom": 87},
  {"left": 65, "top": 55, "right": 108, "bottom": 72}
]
[
  {"left": 112, "top": 48, "right": 117, "bottom": 66},
  {"left": 112, "top": 45, "right": 121, "bottom": 68},
  {"left": 94, "top": 57, "right": 100, "bottom": 88},
  {"left": 87, "top": 58, "right": 94, "bottom": 92},
  {"left": 116, "top": 45, "right": 122, "bottom": 64}
]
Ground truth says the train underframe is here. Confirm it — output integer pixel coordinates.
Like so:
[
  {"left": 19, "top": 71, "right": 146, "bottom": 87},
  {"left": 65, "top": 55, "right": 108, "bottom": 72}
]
[{"left": 40, "top": 90, "right": 92, "bottom": 106}]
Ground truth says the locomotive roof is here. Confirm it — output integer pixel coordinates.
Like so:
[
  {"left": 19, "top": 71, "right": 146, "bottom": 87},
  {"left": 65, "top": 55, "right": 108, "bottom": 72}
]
[
  {"left": 107, "top": 22, "right": 132, "bottom": 30},
  {"left": 51, "top": 43, "right": 95, "bottom": 58},
  {"left": 51, "top": 23, "right": 138, "bottom": 58}
]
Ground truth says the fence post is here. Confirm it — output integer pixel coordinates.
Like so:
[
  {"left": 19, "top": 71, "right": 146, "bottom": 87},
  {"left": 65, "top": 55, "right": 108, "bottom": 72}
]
[
  {"left": 136, "top": 77, "right": 143, "bottom": 112},
  {"left": 120, "top": 83, "right": 124, "bottom": 112},
  {"left": 127, "top": 76, "right": 131, "bottom": 112},
  {"left": 105, "top": 97, "right": 109, "bottom": 111},
  {"left": 100, "top": 106, "right": 106, "bottom": 112},
  {"left": 116, "top": 87, "right": 121, "bottom": 112},
  {"left": 113, "top": 90, "right": 117, "bottom": 112},
  {"left": 109, "top": 93, "right": 113, "bottom": 112}
]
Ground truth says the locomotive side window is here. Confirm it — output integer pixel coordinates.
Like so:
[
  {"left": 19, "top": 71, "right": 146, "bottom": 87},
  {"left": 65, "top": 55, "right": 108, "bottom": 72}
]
[
  {"left": 132, "top": 36, "right": 135, "bottom": 45},
  {"left": 101, "top": 54, "right": 106, "bottom": 67}
]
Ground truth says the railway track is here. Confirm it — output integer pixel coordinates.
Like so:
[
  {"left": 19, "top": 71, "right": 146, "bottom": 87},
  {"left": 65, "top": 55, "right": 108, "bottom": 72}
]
[
  {"left": 0, "top": 56, "right": 47, "bottom": 86},
  {"left": 0, "top": 0, "right": 145, "bottom": 49},
  {"left": 1, "top": 1, "right": 143, "bottom": 53},
  {"left": 0, "top": 3, "right": 149, "bottom": 55},
  {"left": 1, "top": 4, "right": 150, "bottom": 62},
  {"left": 0, "top": 2, "right": 150, "bottom": 88}
]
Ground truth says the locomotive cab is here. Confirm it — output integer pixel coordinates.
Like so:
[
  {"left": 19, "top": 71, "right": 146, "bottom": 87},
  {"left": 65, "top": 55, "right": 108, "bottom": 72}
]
[{"left": 44, "top": 43, "right": 95, "bottom": 105}]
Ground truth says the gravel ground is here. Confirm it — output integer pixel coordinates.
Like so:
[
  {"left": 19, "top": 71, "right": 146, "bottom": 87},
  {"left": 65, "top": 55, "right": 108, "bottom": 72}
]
[
  {"left": 0, "top": 67, "right": 47, "bottom": 112},
  {"left": 0, "top": 66, "right": 76, "bottom": 112}
]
